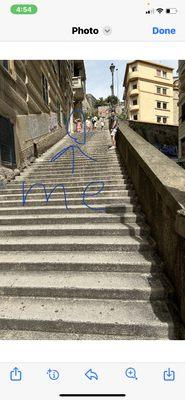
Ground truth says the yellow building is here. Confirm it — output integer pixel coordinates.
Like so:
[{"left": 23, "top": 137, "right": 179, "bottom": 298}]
[{"left": 123, "top": 60, "right": 175, "bottom": 125}]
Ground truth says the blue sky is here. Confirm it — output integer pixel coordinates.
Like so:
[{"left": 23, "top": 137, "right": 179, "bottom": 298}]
[{"left": 84, "top": 60, "right": 179, "bottom": 100}]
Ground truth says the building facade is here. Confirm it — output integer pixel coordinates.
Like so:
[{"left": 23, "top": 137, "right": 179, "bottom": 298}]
[
  {"left": 123, "top": 60, "right": 176, "bottom": 126},
  {"left": 173, "top": 77, "right": 179, "bottom": 126},
  {"left": 72, "top": 60, "right": 86, "bottom": 116},
  {"left": 178, "top": 60, "right": 185, "bottom": 161},
  {"left": 98, "top": 103, "right": 125, "bottom": 118},
  {"left": 82, "top": 94, "right": 97, "bottom": 116},
  {"left": 0, "top": 60, "right": 86, "bottom": 172}
]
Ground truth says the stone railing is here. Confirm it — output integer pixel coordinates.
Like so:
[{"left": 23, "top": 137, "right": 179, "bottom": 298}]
[
  {"left": 117, "top": 121, "right": 185, "bottom": 326},
  {"left": 127, "top": 120, "right": 178, "bottom": 146}
]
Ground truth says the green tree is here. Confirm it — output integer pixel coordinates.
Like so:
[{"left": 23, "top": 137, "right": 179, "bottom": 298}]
[
  {"left": 95, "top": 97, "right": 108, "bottom": 108},
  {"left": 106, "top": 95, "right": 119, "bottom": 106}
]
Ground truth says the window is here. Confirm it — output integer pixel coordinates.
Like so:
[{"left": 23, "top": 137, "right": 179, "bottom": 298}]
[
  {"left": 133, "top": 114, "right": 138, "bottom": 120},
  {"left": 157, "top": 101, "right": 161, "bottom": 109},
  {"left": 157, "top": 69, "right": 161, "bottom": 77},
  {"left": 163, "top": 71, "right": 167, "bottom": 78},
  {"left": 163, "top": 102, "right": 167, "bottom": 110},
  {"left": 157, "top": 87, "right": 167, "bottom": 95},
  {"left": 42, "top": 73, "right": 49, "bottom": 105},
  {"left": 133, "top": 99, "right": 137, "bottom": 106},
  {"left": 157, "top": 116, "right": 167, "bottom": 124},
  {"left": 132, "top": 83, "right": 137, "bottom": 89},
  {"left": 132, "top": 66, "right": 137, "bottom": 72}
]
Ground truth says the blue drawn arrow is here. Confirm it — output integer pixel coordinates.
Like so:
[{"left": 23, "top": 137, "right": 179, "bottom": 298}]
[{"left": 50, "top": 145, "right": 96, "bottom": 175}]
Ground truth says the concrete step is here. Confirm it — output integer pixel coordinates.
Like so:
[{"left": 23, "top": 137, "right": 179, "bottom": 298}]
[
  {"left": 0, "top": 251, "right": 159, "bottom": 273},
  {"left": 0, "top": 271, "right": 172, "bottom": 300},
  {"left": 31, "top": 162, "right": 124, "bottom": 169},
  {"left": 0, "top": 222, "right": 150, "bottom": 237},
  {"left": 1, "top": 183, "right": 131, "bottom": 194},
  {"left": 0, "top": 296, "right": 175, "bottom": 338},
  {"left": 35, "top": 160, "right": 123, "bottom": 168},
  {"left": 27, "top": 171, "right": 126, "bottom": 179},
  {"left": 44, "top": 154, "right": 120, "bottom": 161},
  {"left": 0, "top": 212, "right": 145, "bottom": 225},
  {"left": 0, "top": 189, "right": 135, "bottom": 201},
  {"left": 0, "top": 204, "right": 141, "bottom": 215},
  {"left": 43, "top": 158, "right": 120, "bottom": 166},
  {"left": 8, "top": 177, "right": 129, "bottom": 185},
  {"left": 0, "top": 235, "right": 152, "bottom": 252},
  {"left": 31, "top": 165, "right": 123, "bottom": 173},
  {"left": 0, "top": 330, "right": 159, "bottom": 339},
  {"left": 0, "top": 197, "right": 137, "bottom": 208}
]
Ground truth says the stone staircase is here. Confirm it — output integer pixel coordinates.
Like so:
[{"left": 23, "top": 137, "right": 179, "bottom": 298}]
[{"left": 0, "top": 129, "right": 179, "bottom": 339}]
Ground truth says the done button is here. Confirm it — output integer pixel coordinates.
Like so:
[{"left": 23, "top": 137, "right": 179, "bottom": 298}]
[{"left": 153, "top": 27, "right": 176, "bottom": 35}]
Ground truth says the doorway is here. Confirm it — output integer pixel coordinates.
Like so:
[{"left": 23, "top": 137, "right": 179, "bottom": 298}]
[{"left": 0, "top": 116, "right": 16, "bottom": 167}]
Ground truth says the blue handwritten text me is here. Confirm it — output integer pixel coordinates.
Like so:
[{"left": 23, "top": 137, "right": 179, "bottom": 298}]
[{"left": 22, "top": 109, "right": 105, "bottom": 212}]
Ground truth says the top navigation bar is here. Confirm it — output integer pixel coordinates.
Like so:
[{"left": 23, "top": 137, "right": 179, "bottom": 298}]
[{"left": 0, "top": 0, "right": 184, "bottom": 41}]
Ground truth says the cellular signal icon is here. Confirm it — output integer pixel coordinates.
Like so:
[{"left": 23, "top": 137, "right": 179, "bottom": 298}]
[
  {"left": 146, "top": 8, "right": 154, "bottom": 14},
  {"left": 156, "top": 8, "right": 164, "bottom": 14}
]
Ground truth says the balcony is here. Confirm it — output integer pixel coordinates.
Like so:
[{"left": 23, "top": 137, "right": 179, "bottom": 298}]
[
  {"left": 72, "top": 76, "right": 85, "bottom": 101},
  {"left": 128, "top": 71, "right": 139, "bottom": 81},
  {"left": 129, "top": 89, "right": 139, "bottom": 96},
  {"left": 130, "top": 104, "right": 139, "bottom": 111}
]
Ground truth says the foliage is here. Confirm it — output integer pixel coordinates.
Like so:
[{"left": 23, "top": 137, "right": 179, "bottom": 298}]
[
  {"left": 118, "top": 110, "right": 127, "bottom": 120},
  {"left": 106, "top": 95, "right": 119, "bottom": 105},
  {"left": 95, "top": 95, "right": 119, "bottom": 109},
  {"left": 95, "top": 97, "right": 108, "bottom": 108}
]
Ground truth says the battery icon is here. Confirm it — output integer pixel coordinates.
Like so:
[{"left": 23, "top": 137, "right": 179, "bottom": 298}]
[{"left": 166, "top": 8, "right": 178, "bottom": 14}]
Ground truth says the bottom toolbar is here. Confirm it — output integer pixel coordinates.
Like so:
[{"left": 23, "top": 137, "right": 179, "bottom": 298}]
[{"left": 0, "top": 362, "right": 183, "bottom": 399}]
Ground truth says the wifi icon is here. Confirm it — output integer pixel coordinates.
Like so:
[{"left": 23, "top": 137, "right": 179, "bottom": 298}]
[{"left": 156, "top": 8, "right": 164, "bottom": 14}]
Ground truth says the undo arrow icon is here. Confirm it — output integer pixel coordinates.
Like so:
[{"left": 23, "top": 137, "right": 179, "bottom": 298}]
[{"left": 85, "top": 369, "right": 99, "bottom": 380}]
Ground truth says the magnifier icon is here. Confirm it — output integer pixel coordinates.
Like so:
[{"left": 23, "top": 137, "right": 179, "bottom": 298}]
[{"left": 125, "top": 367, "right": 138, "bottom": 380}]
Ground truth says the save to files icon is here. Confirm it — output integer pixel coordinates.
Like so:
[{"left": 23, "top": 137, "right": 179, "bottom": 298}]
[{"left": 163, "top": 368, "right": 175, "bottom": 382}]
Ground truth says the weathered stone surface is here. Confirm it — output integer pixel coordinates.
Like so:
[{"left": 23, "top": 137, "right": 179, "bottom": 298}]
[
  {"left": 176, "top": 210, "right": 185, "bottom": 238},
  {"left": 117, "top": 122, "right": 185, "bottom": 325},
  {"left": 0, "top": 167, "right": 14, "bottom": 182},
  {"left": 13, "top": 169, "right": 20, "bottom": 177},
  {"left": 128, "top": 120, "right": 178, "bottom": 146}
]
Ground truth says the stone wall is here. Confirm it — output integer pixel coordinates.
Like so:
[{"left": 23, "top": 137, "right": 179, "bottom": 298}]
[
  {"left": 117, "top": 121, "right": 185, "bottom": 330},
  {"left": 127, "top": 120, "right": 178, "bottom": 146},
  {"left": 0, "top": 60, "right": 74, "bottom": 169},
  {"left": 35, "top": 127, "right": 65, "bottom": 156}
]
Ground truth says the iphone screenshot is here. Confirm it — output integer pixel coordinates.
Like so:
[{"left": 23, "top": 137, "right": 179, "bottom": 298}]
[{"left": 0, "top": 0, "right": 184, "bottom": 398}]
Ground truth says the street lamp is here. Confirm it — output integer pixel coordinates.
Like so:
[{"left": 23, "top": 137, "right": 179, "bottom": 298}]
[
  {"left": 116, "top": 68, "right": 119, "bottom": 100},
  {"left": 110, "top": 63, "right": 115, "bottom": 96}
]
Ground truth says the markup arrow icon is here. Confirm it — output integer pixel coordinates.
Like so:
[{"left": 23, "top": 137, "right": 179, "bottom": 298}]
[{"left": 85, "top": 369, "right": 99, "bottom": 381}]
